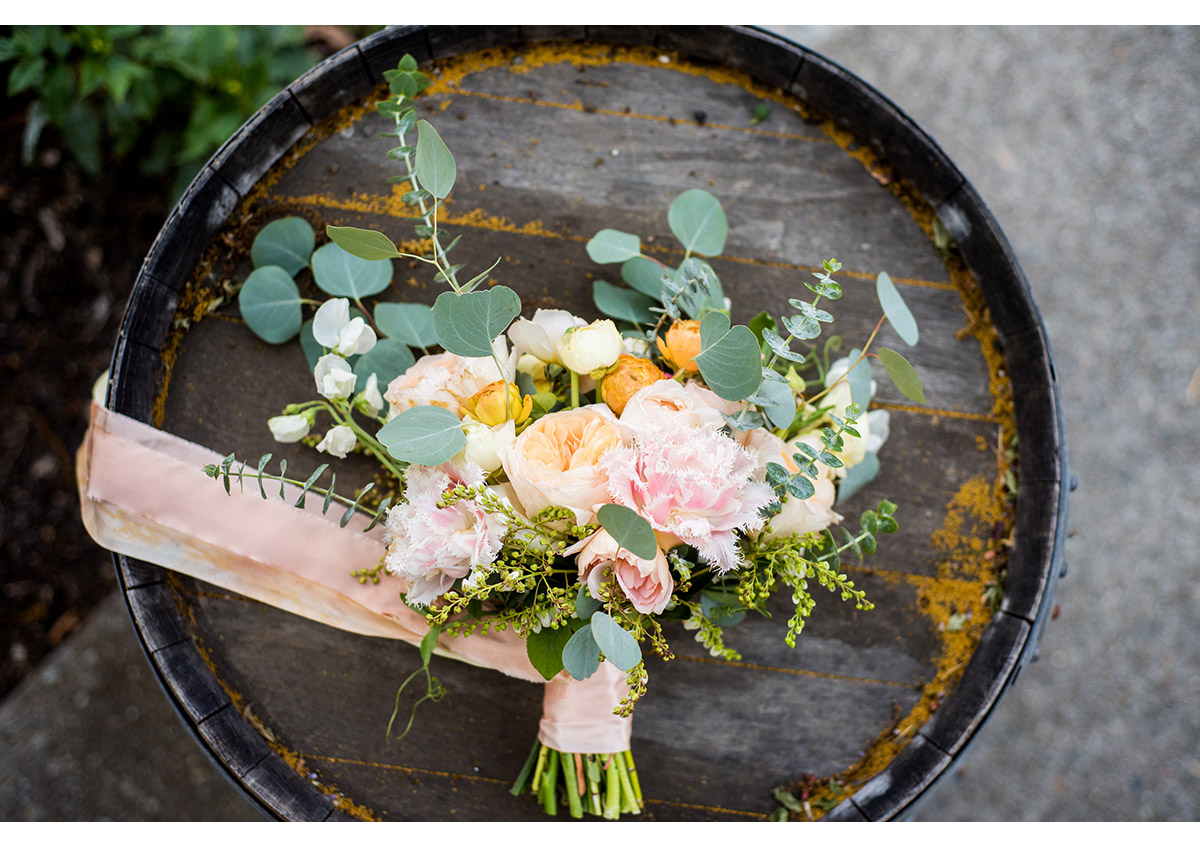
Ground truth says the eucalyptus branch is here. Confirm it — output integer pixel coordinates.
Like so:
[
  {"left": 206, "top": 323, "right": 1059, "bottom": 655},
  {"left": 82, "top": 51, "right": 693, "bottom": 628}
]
[
  {"left": 202, "top": 452, "right": 391, "bottom": 531},
  {"left": 389, "top": 111, "right": 462, "bottom": 293},
  {"left": 803, "top": 314, "right": 886, "bottom": 409}
]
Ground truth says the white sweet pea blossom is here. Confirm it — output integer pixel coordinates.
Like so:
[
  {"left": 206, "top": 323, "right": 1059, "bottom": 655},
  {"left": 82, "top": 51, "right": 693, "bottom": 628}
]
[
  {"left": 508, "top": 308, "right": 586, "bottom": 364},
  {"left": 312, "top": 298, "right": 376, "bottom": 357},
  {"left": 314, "top": 353, "right": 357, "bottom": 401},
  {"left": 316, "top": 425, "right": 357, "bottom": 458},
  {"left": 355, "top": 372, "right": 385, "bottom": 417},
  {"left": 268, "top": 413, "right": 313, "bottom": 443}
]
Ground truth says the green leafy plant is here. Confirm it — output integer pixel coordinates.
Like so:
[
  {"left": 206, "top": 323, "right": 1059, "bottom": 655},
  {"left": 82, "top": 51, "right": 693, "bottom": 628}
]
[{"left": 0, "top": 25, "right": 317, "bottom": 194}]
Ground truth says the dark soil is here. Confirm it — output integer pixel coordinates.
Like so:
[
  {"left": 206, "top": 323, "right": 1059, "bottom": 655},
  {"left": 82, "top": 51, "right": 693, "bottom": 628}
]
[{"left": 0, "top": 124, "right": 172, "bottom": 700}]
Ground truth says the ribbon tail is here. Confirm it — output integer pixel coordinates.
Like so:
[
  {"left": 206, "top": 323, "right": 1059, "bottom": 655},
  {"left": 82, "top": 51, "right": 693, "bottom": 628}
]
[{"left": 77, "top": 403, "right": 542, "bottom": 682}]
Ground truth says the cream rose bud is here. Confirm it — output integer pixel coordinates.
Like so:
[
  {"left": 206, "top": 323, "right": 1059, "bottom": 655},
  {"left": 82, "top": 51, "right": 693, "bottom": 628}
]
[
  {"left": 557, "top": 319, "right": 622, "bottom": 375},
  {"left": 315, "top": 425, "right": 356, "bottom": 459},
  {"left": 508, "top": 308, "right": 586, "bottom": 364},
  {"left": 314, "top": 354, "right": 357, "bottom": 401},
  {"left": 312, "top": 298, "right": 377, "bottom": 357},
  {"left": 454, "top": 417, "right": 516, "bottom": 474},
  {"left": 267, "top": 413, "right": 312, "bottom": 443}
]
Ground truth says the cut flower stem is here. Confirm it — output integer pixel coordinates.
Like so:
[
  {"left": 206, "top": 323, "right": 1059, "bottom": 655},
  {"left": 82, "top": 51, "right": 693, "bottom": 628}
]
[{"left": 511, "top": 742, "right": 642, "bottom": 819}]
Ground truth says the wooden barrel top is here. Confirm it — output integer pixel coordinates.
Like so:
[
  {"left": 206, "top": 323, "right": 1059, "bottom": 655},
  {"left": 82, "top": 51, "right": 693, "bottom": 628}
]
[{"left": 108, "top": 26, "right": 1067, "bottom": 821}]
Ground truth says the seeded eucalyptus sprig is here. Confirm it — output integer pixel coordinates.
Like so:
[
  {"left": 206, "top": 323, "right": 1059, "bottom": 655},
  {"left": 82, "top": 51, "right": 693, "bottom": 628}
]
[{"left": 762, "top": 258, "right": 843, "bottom": 371}]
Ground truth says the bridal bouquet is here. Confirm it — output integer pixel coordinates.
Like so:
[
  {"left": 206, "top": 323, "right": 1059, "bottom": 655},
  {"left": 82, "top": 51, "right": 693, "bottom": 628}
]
[{"left": 214, "top": 57, "right": 925, "bottom": 819}]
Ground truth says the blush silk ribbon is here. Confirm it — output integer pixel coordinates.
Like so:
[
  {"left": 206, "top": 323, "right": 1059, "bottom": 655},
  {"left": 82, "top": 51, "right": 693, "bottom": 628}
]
[{"left": 77, "top": 403, "right": 631, "bottom": 754}]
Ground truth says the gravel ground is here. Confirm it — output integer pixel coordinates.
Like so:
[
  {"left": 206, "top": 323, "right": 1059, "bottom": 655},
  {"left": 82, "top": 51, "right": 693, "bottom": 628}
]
[{"left": 1, "top": 25, "right": 1197, "bottom": 821}]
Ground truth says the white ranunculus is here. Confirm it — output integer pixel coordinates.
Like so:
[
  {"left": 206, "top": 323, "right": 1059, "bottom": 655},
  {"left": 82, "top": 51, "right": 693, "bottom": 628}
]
[
  {"left": 313, "top": 298, "right": 376, "bottom": 357},
  {"left": 508, "top": 308, "right": 586, "bottom": 364},
  {"left": 621, "top": 334, "right": 652, "bottom": 358},
  {"left": 314, "top": 354, "right": 357, "bottom": 401},
  {"left": 557, "top": 319, "right": 622, "bottom": 375},
  {"left": 315, "top": 425, "right": 356, "bottom": 459},
  {"left": 267, "top": 413, "right": 312, "bottom": 443},
  {"left": 454, "top": 417, "right": 516, "bottom": 474}
]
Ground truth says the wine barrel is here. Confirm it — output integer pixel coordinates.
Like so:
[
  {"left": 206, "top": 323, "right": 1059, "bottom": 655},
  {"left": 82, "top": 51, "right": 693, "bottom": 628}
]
[{"left": 106, "top": 25, "right": 1067, "bottom": 821}]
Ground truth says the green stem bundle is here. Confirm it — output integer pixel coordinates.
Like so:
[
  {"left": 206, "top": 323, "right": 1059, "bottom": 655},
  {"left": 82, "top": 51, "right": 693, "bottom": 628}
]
[{"left": 512, "top": 742, "right": 643, "bottom": 819}]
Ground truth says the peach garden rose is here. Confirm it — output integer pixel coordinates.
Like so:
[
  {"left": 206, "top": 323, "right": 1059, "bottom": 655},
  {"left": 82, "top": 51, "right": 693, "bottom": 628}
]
[
  {"left": 498, "top": 405, "right": 628, "bottom": 524},
  {"left": 617, "top": 378, "right": 738, "bottom": 431}
]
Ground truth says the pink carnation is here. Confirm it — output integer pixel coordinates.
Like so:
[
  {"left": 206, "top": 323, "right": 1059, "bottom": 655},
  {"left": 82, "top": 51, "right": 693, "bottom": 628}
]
[
  {"left": 602, "top": 424, "right": 775, "bottom": 572},
  {"left": 383, "top": 462, "right": 508, "bottom": 606}
]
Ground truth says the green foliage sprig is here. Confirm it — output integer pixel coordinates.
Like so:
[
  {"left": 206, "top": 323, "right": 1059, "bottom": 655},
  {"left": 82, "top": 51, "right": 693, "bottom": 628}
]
[
  {"left": 387, "top": 626, "right": 447, "bottom": 741},
  {"left": 201, "top": 452, "right": 392, "bottom": 531},
  {"left": 1, "top": 25, "right": 316, "bottom": 193}
]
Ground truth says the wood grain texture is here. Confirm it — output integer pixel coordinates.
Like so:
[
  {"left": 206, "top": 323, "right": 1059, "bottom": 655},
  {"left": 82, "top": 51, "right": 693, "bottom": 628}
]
[
  {"left": 124, "top": 582, "right": 188, "bottom": 653},
  {"left": 790, "top": 51, "right": 964, "bottom": 208},
  {"left": 849, "top": 732, "right": 952, "bottom": 820},
  {"left": 109, "top": 334, "right": 158, "bottom": 421},
  {"left": 106, "top": 26, "right": 1065, "bottom": 822},
  {"left": 115, "top": 556, "right": 162, "bottom": 591},
  {"left": 119, "top": 274, "right": 180, "bottom": 352},
  {"left": 357, "top": 26, "right": 432, "bottom": 85},
  {"left": 919, "top": 612, "right": 1030, "bottom": 756}
]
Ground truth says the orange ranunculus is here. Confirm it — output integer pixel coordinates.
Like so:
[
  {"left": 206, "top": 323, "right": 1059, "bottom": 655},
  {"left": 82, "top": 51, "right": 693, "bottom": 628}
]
[
  {"left": 656, "top": 318, "right": 703, "bottom": 372},
  {"left": 598, "top": 355, "right": 667, "bottom": 416}
]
